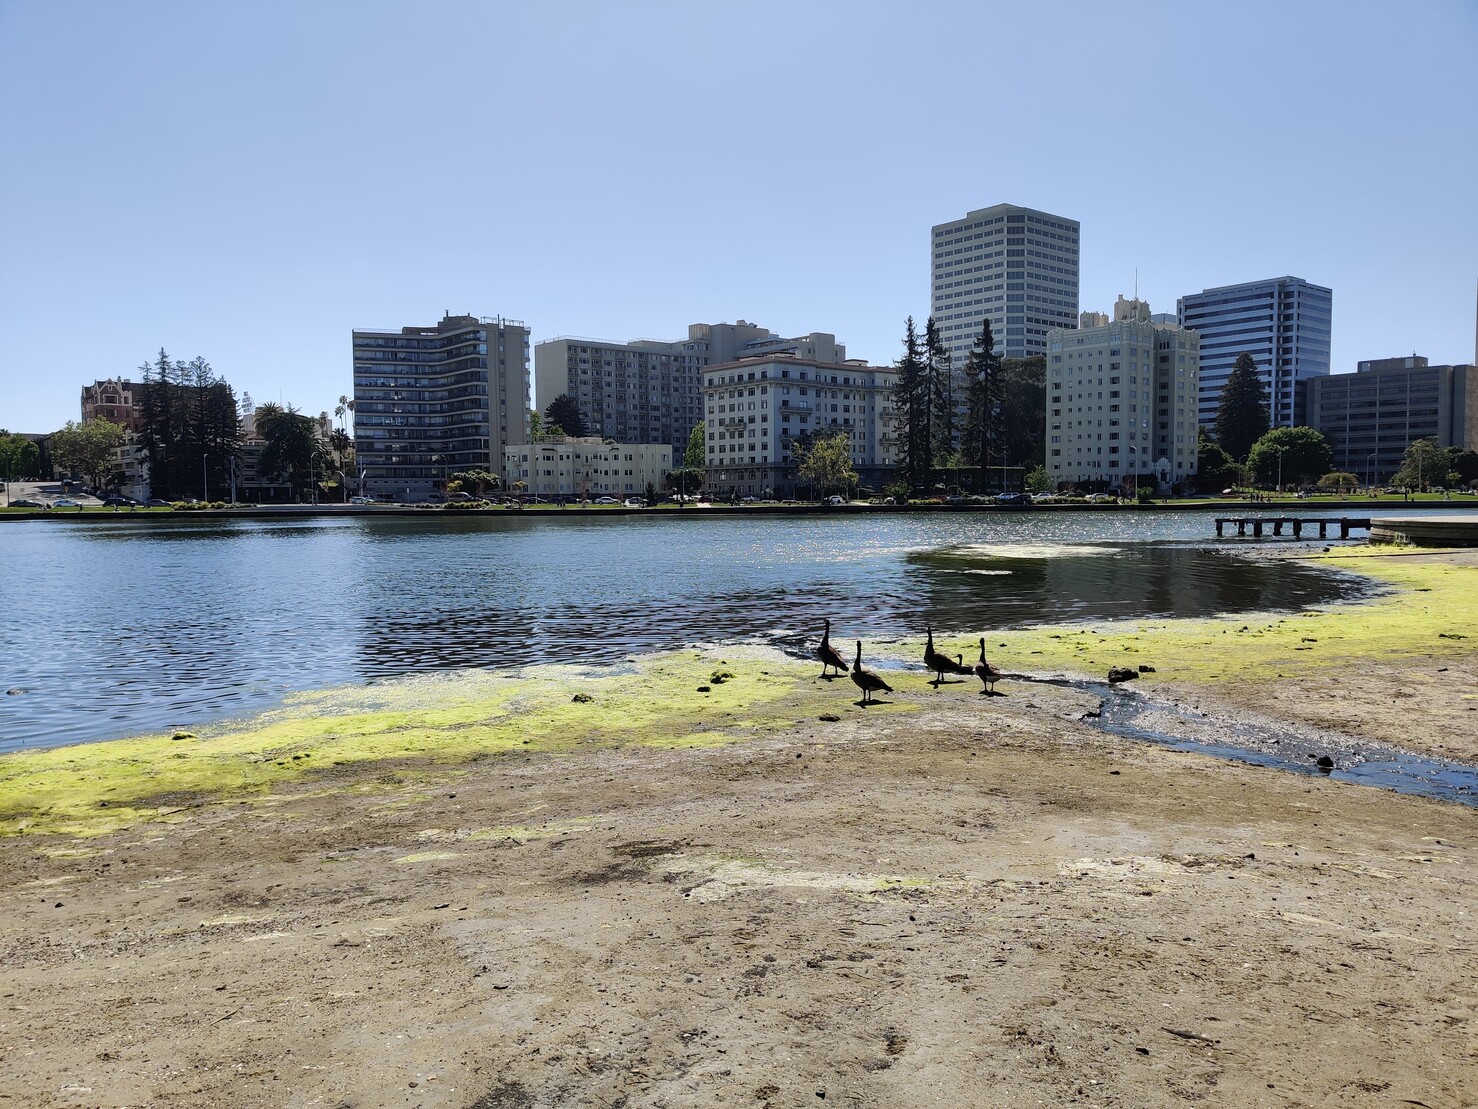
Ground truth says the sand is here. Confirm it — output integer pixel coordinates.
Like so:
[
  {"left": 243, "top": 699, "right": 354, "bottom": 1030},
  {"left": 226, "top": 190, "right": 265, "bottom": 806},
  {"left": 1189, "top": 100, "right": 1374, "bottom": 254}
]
[{"left": 1, "top": 550, "right": 1475, "bottom": 1108}]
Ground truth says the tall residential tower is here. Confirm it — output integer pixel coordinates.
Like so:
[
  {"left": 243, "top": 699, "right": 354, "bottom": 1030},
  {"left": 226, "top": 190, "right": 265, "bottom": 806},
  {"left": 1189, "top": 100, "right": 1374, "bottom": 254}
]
[
  {"left": 352, "top": 312, "right": 530, "bottom": 502},
  {"left": 1177, "top": 276, "right": 1331, "bottom": 429},
  {"left": 930, "top": 203, "right": 1080, "bottom": 366}
]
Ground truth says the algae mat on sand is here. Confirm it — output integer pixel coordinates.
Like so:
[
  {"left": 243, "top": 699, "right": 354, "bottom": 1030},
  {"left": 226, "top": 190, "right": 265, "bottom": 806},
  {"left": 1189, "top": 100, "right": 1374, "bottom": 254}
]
[{"left": 2, "top": 549, "right": 1472, "bottom": 838}]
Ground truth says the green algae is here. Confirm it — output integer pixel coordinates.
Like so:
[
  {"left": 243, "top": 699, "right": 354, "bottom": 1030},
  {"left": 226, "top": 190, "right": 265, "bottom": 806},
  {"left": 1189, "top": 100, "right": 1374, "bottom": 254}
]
[
  {"left": 0, "top": 651, "right": 858, "bottom": 838},
  {"left": 4, "top": 551, "right": 1463, "bottom": 840},
  {"left": 905, "top": 550, "right": 1476, "bottom": 687}
]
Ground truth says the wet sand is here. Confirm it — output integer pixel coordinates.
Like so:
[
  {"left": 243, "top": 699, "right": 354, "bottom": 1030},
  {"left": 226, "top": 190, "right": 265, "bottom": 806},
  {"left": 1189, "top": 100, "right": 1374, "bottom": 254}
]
[{"left": 1, "top": 550, "right": 1475, "bottom": 1108}]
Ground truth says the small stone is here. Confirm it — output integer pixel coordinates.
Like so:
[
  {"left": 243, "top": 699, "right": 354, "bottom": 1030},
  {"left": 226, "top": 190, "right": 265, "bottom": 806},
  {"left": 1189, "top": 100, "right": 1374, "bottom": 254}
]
[
  {"left": 818, "top": 713, "right": 840, "bottom": 722},
  {"left": 571, "top": 692, "right": 593, "bottom": 703},
  {"left": 1137, "top": 665, "right": 1156, "bottom": 673},
  {"left": 696, "top": 685, "right": 711, "bottom": 693},
  {"left": 1316, "top": 756, "right": 1334, "bottom": 772},
  {"left": 1107, "top": 667, "right": 1138, "bottom": 684},
  {"left": 171, "top": 732, "right": 196, "bottom": 741}
]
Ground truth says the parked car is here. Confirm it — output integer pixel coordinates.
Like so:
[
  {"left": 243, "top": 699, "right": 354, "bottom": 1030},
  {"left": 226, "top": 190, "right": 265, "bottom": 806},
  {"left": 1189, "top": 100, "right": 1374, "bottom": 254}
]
[
  {"left": 623, "top": 497, "right": 646, "bottom": 508},
  {"left": 995, "top": 492, "right": 1030, "bottom": 505},
  {"left": 349, "top": 496, "right": 373, "bottom": 504},
  {"left": 1086, "top": 493, "right": 1116, "bottom": 504},
  {"left": 53, "top": 498, "right": 82, "bottom": 508},
  {"left": 444, "top": 491, "right": 475, "bottom": 502},
  {"left": 826, "top": 495, "right": 846, "bottom": 506},
  {"left": 102, "top": 496, "right": 136, "bottom": 507},
  {"left": 145, "top": 498, "right": 171, "bottom": 507},
  {"left": 594, "top": 496, "right": 620, "bottom": 504},
  {"left": 8, "top": 498, "right": 42, "bottom": 508}
]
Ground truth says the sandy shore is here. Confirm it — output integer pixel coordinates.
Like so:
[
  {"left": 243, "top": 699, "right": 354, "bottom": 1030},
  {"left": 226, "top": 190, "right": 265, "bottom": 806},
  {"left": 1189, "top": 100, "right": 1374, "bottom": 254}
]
[{"left": 1, "top": 549, "right": 1475, "bottom": 1108}]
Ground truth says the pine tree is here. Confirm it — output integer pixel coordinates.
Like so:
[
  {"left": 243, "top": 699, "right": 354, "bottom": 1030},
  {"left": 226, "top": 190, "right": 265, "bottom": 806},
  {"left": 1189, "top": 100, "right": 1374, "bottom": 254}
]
[
  {"left": 1214, "top": 352, "right": 1270, "bottom": 461},
  {"left": 961, "top": 319, "right": 1002, "bottom": 491},
  {"left": 890, "top": 317, "right": 931, "bottom": 488},
  {"left": 924, "top": 317, "right": 954, "bottom": 460}
]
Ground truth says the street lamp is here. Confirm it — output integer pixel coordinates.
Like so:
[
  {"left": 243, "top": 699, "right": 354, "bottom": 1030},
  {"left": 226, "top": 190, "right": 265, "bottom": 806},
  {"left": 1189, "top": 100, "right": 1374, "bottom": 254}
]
[{"left": 1272, "top": 445, "right": 1286, "bottom": 494}]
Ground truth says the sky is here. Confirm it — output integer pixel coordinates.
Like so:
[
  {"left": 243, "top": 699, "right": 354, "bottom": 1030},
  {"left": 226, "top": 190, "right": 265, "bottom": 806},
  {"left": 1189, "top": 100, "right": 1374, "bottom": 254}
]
[{"left": 2, "top": 0, "right": 1476, "bottom": 433}]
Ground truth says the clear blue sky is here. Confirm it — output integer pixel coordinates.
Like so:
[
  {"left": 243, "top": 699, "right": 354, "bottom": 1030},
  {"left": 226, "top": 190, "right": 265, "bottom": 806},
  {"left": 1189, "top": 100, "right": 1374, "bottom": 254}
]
[{"left": 2, "top": 0, "right": 1475, "bottom": 432}]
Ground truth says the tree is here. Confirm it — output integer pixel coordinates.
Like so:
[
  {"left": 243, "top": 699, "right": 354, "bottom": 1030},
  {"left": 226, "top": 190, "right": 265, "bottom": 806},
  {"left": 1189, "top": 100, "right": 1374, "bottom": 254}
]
[
  {"left": 684, "top": 423, "right": 706, "bottom": 470},
  {"left": 1214, "top": 352, "right": 1269, "bottom": 461},
  {"left": 529, "top": 411, "right": 546, "bottom": 442},
  {"left": 998, "top": 354, "right": 1047, "bottom": 470},
  {"left": 891, "top": 317, "right": 931, "bottom": 488},
  {"left": 924, "top": 317, "right": 954, "bottom": 460},
  {"left": 1393, "top": 437, "right": 1449, "bottom": 491},
  {"left": 256, "top": 403, "right": 321, "bottom": 499},
  {"left": 1247, "top": 426, "right": 1332, "bottom": 488},
  {"left": 1449, "top": 449, "right": 1478, "bottom": 488},
  {"left": 51, "top": 419, "right": 126, "bottom": 490},
  {"left": 1024, "top": 465, "right": 1053, "bottom": 494},
  {"left": 0, "top": 431, "right": 40, "bottom": 480},
  {"left": 134, "top": 349, "right": 239, "bottom": 499},
  {"left": 961, "top": 318, "right": 1002, "bottom": 491},
  {"left": 545, "top": 394, "right": 586, "bottom": 439},
  {"left": 1318, "top": 472, "right": 1359, "bottom": 491},
  {"left": 1195, "top": 428, "right": 1240, "bottom": 493},
  {"left": 795, "top": 429, "right": 857, "bottom": 497}
]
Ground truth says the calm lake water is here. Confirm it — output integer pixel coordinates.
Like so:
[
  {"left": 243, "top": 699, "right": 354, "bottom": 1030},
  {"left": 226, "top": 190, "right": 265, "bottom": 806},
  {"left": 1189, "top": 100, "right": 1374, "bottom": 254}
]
[{"left": 0, "top": 508, "right": 1454, "bottom": 752}]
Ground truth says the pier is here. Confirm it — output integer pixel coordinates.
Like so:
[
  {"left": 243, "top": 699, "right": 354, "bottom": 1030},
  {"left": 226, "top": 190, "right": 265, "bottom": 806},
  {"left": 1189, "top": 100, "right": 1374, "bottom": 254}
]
[{"left": 1215, "top": 516, "right": 1371, "bottom": 540}]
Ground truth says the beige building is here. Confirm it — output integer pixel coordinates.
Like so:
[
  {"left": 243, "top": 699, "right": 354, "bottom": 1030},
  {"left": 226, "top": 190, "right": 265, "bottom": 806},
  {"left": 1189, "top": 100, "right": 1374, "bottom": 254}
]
[
  {"left": 503, "top": 437, "right": 672, "bottom": 500},
  {"left": 701, "top": 354, "right": 897, "bottom": 499},
  {"left": 534, "top": 320, "right": 847, "bottom": 461},
  {"left": 1047, "top": 301, "right": 1200, "bottom": 490}
]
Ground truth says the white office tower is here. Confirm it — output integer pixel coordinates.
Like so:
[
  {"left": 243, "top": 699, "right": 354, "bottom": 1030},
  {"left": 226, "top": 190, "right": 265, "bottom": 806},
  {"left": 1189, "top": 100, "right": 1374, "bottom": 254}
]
[
  {"left": 1046, "top": 302, "right": 1200, "bottom": 491},
  {"left": 930, "top": 203, "right": 1080, "bottom": 367}
]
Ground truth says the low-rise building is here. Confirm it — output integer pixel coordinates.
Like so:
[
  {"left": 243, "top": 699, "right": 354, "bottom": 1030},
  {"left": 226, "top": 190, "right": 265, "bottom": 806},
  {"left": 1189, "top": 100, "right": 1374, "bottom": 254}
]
[
  {"left": 1047, "top": 298, "right": 1200, "bottom": 490},
  {"left": 701, "top": 354, "right": 897, "bottom": 499},
  {"left": 503, "top": 437, "right": 672, "bottom": 500},
  {"left": 1310, "top": 356, "right": 1477, "bottom": 484},
  {"left": 81, "top": 379, "right": 146, "bottom": 431}
]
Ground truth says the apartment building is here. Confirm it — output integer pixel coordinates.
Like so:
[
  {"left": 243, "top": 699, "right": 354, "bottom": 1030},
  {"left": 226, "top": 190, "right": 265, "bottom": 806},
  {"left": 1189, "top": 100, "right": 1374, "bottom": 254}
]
[
  {"left": 534, "top": 320, "right": 846, "bottom": 459},
  {"left": 1046, "top": 297, "right": 1200, "bottom": 490},
  {"left": 80, "top": 379, "right": 146, "bottom": 431},
  {"left": 930, "top": 203, "right": 1080, "bottom": 366},
  {"left": 1177, "top": 276, "right": 1331, "bottom": 428},
  {"left": 352, "top": 312, "right": 530, "bottom": 502},
  {"left": 1310, "top": 356, "right": 1477, "bottom": 483},
  {"left": 701, "top": 354, "right": 896, "bottom": 499},
  {"left": 503, "top": 437, "right": 672, "bottom": 500}
]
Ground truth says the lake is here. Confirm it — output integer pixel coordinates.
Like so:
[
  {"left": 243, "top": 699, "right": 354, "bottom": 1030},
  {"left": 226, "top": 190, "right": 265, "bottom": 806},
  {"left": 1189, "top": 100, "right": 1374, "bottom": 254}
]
[{"left": 0, "top": 507, "right": 1453, "bottom": 752}]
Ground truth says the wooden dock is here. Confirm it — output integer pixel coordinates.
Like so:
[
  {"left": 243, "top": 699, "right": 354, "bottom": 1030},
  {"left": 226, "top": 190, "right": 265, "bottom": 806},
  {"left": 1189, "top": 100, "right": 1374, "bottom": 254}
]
[{"left": 1214, "top": 516, "right": 1371, "bottom": 539}]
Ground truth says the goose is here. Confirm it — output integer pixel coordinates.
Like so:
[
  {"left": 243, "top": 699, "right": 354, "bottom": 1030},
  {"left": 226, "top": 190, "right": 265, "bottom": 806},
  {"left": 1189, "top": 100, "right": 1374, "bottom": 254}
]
[
  {"left": 851, "top": 640, "right": 894, "bottom": 705},
  {"left": 817, "top": 619, "right": 849, "bottom": 679},
  {"left": 974, "top": 638, "right": 1005, "bottom": 695},
  {"left": 924, "top": 626, "right": 970, "bottom": 686}
]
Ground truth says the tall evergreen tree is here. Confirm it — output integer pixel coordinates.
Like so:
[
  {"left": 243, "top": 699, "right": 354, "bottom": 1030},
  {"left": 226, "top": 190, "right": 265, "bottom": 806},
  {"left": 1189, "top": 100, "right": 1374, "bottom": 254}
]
[
  {"left": 544, "top": 393, "right": 587, "bottom": 438},
  {"left": 1214, "top": 352, "right": 1270, "bottom": 461},
  {"left": 890, "top": 317, "right": 931, "bottom": 487},
  {"left": 961, "top": 319, "right": 1002, "bottom": 490},
  {"left": 924, "top": 317, "right": 954, "bottom": 460},
  {"left": 998, "top": 354, "right": 1046, "bottom": 470}
]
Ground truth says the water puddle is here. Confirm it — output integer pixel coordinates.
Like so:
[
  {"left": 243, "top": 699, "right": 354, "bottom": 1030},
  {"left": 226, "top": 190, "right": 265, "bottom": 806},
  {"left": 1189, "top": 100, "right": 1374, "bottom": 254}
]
[{"left": 1047, "top": 677, "right": 1478, "bottom": 808}]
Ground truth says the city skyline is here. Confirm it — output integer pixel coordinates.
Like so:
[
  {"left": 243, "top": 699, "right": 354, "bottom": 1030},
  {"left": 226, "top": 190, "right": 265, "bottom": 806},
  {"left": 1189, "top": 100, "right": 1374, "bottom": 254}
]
[{"left": 2, "top": 1, "right": 1476, "bottom": 432}]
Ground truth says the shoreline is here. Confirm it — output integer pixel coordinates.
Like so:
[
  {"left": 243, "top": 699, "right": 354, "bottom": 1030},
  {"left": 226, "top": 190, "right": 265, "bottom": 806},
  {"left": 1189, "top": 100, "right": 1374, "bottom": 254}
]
[{"left": 1, "top": 548, "right": 1475, "bottom": 1106}]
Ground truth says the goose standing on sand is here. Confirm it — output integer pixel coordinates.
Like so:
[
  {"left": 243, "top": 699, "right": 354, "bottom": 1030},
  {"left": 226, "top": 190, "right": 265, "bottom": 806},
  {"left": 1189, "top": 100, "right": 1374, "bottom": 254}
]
[
  {"left": 851, "top": 641, "right": 894, "bottom": 705},
  {"left": 817, "top": 619, "right": 849, "bottom": 679},
  {"left": 975, "top": 638, "right": 1005, "bottom": 695},
  {"left": 924, "top": 626, "right": 970, "bottom": 686}
]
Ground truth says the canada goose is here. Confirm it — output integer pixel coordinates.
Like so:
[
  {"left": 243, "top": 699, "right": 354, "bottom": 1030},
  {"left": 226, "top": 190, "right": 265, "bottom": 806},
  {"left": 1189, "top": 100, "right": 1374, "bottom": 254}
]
[
  {"left": 974, "top": 638, "right": 1005, "bottom": 695},
  {"left": 851, "top": 640, "right": 894, "bottom": 705},
  {"left": 924, "top": 626, "right": 970, "bottom": 686},
  {"left": 817, "top": 619, "right": 848, "bottom": 679}
]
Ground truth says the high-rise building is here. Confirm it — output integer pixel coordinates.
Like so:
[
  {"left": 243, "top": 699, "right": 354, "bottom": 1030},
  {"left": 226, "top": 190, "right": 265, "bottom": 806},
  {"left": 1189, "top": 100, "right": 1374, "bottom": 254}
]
[
  {"left": 930, "top": 203, "right": 1080, "bottom": 366},
  {"left": 701, "top": 354, "right": 896, "bottom": 499},
  {"left": 352, "top": 312, "right": 530, "bottom": 502},
  {"left": 1177, "top": 276, "right": 1331, "bottom": 429},
  {"left": 1310, "top": 356, "right": 1477, "bottom": 484},
  {"left": 1046, "top": 300, "right": 1200, "bottom": 490},
  {"left": 534, "top": 321, "right": 846, "bottom": 459}
]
